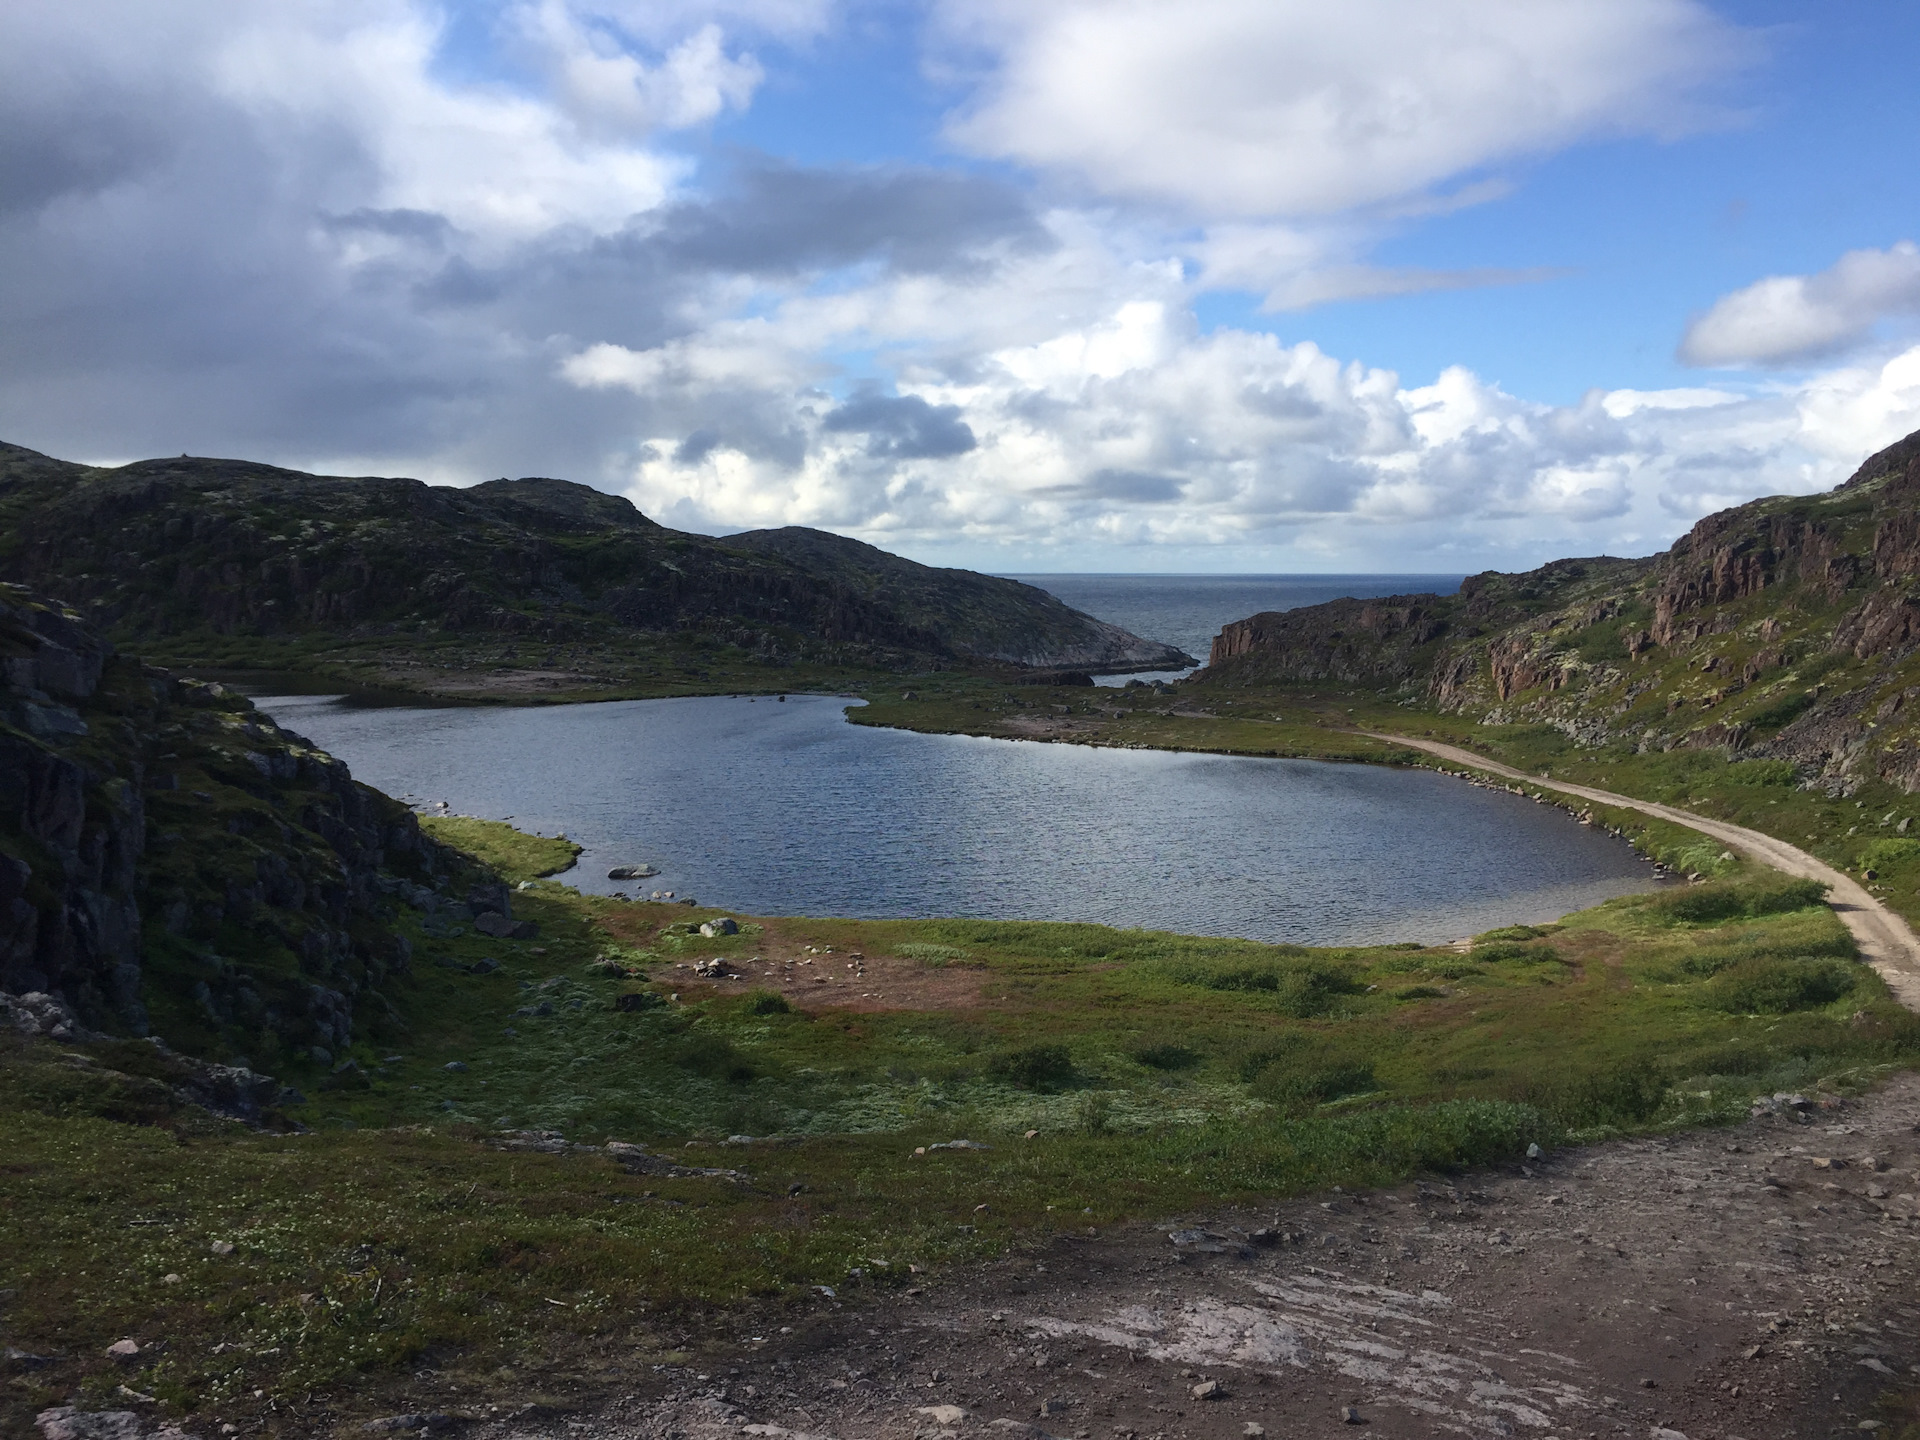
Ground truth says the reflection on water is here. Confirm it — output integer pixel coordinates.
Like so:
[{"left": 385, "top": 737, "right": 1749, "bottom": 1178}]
[{"left": 254, "top": 692, "right": 1657, "bottom": 947}]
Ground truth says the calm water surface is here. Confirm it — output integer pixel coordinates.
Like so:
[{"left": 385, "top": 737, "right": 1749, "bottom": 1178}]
[
  {"left": 1006, "top": 573, "right": 1464, "bottom": 682},
  {"left": 255, "top": 693, "right": 1657, "bottom": 947}
]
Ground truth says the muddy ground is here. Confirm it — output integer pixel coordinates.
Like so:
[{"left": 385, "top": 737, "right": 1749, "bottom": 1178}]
[{"left": 449, "top": 1073, "right": 1920, "bottom": 1440}]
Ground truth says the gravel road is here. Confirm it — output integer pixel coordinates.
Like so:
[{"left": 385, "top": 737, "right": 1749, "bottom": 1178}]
[{"left": 462, "top": 1076, "right": 1920, "bottom": 1440}]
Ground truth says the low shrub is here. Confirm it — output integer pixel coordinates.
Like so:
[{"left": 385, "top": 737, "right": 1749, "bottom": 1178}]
[
  {"left": 1744, "top": 693, "right": 1813, "bottom": 731},
  {"left": 1703, "top": 957, "right": 1857, "bottom": 1014},
  {"left": 1723, "top": 759, "right": 1798, "bottom": 787},
  {"left": 1474, "top": 924, "right": 1554, "bottom": 944},
  {"left": 743, "top": 990, "right": 792, "bottom": 1016},
  {"left": 1132, "top": 1043, "right": 1200, "bottom": 1071},
  {"left": 674, "top": 1034, "right": 757, "bottom": 1083},
  {"left": 1858, "top": 838, "right": 1920, "bottom": 871},
  {"left": 1470, "top": 941, "right": 1554, "bottom": 965},
  {"left": 1252, "top": 1054, "right": 1378, "bottom": 1110},
  {"left": 1158, "top": 958, "right": 1364, "bottom": 1018},
  {"left": 993, "top": 1044, "right": 1075, "bottom": 1092},
  {"left": 1509, "top": 1057, "right": 1669, "bottom": 1130},
  {"left": 1649, "top": 877, "right": 1828, "bottom": 925}
]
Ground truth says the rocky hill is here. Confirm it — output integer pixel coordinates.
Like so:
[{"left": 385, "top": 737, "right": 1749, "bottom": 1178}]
[
  {"left": 0, "top": 583, "right": 504, "bottom": 1080},
  {"left": 0, "top": 444, "right": 1190, "bottom": 685},
  {"left": 1198, "top": 427, "right": 1920, "bottom": 795},
  {"left": 723, "top": 525, "right": 1182, "bottom": 669}
]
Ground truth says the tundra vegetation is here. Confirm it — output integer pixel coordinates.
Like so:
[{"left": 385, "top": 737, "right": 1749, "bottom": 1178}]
[
  {"left": 4, "top": 850, "right": 1916, "bottom": 1433},
  {"left": 14, "top": 431, "right": 1920, "bottom": 1432}
]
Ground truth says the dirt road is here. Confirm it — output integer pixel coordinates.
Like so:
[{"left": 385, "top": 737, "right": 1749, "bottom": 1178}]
[
  {"left": 1360, "top": 733, "right": 1920, "bottom": 1012},
  {"left": 458, "top": 1076, "right": 1920, "bottom": 1440}
]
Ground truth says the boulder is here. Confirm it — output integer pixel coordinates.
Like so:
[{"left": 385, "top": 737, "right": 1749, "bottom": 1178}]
[
  {"left": 699, "top": 917, "right": 739, "bottom": 937},
  {"left": 474, "top": 911, "right": 539, "bottom": 940},
  {"left": 607, "top": 864, "right": 658, "bottom": 880}
]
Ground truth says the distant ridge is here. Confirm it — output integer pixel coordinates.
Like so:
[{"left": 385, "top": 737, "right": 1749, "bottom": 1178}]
[
  {"left": 1197, "top": 425, "right": 1920, "bottom": 795},
  {"left": 0, "top": 442, "right": 1193, "bottom": 682}
]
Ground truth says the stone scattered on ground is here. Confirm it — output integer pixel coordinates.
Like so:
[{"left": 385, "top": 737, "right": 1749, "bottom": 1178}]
[
  {"left": 36, "top": 1408, "right": 203, "bottom": 1440},
  {"left": 392, "top": 1072, "right": 1920, "bottom": 1440}
]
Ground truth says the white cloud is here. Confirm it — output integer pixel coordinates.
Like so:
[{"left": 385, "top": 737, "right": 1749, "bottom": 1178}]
[
  {"left": 513, "top": 3, "right": 763, "bottom": 140},
  {"left": 938, "top": 0, "right": 1746, "bottom": 219},
  {"left": 1679, "top": 241, "right": 1920, "bottom": 367},
  {"left": 564, "top": 283, "right": 1920, "bottom": 566},
  {"left": 5, "top": 0, "right": 1915, "bottom": 579}
]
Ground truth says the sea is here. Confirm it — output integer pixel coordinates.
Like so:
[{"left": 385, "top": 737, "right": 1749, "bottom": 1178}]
[{"left": 1002, "top": 573, "right": 1462, "bottom": 681}]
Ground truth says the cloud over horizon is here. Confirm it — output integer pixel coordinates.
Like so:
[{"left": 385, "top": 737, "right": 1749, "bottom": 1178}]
[{"left": 0, "top": 0, "right": 1916, "bottom": 573}]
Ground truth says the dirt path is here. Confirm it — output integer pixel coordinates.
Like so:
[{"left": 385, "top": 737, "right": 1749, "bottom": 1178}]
[
  {"left": 460, "top": 1074, "right": 1920, "bottom": 1440},
  {"left": 1360, "top": 732, "right": 1920, "bottom": 1012}
]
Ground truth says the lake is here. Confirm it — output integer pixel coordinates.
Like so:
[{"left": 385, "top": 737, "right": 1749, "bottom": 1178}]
[{"left": 254, "top": 692, "right": 1660, "bottom": 947}]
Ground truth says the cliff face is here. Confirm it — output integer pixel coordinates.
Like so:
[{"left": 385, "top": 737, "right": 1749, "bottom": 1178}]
[
  {"left": 0, "top": 443, "right": 1188, "bottom": 676},
  {"left": 1197, "top": 428, "right": 1920, "bottom": 795},
  {"left": 0, "top": 584, "right": 487, "bottom": 1066}
]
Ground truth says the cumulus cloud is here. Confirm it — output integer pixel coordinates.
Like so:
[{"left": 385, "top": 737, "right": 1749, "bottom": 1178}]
[
  {"left": 1679, "top": 241, "right": 1920, "bottom": 367},
  {"left": 1, "top": 0, "right": 1912, "bottom": 576},
  {"left": 938, "top": 0, "right": 1747, "bottom": 219},
  {"left": 566, "top": 292, "right": 1920, "bottom": 566}
]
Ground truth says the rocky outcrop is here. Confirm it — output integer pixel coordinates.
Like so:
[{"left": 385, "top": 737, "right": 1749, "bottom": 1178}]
[
  {"left": 0, "top": 442, "right": 1188, "bottom": 676},
  {"left": 1207, "top": 596, "right": 1449, "bottom": 684},
  {"left": 0, "top": 584, "right": 479, "bottom": 1062},
  {"left": 1191, "top": 426, "right": 1920, "bottom": 795}
]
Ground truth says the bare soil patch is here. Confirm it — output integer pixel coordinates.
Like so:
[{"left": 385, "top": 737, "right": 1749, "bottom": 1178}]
[
  {"left": 596, "top": 911, "right": 996, "bottom": 1012},
  {"left": 461, "top": 1073, "right": 1920, "bottom": 1440}
]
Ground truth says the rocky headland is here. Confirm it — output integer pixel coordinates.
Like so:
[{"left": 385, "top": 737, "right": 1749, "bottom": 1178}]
[
  {"left": 0, "top": 443, "right": 1191, "bottom": 696},
  {"left": 1197, "top": 427, "right": 1920, "bottom": 796}
]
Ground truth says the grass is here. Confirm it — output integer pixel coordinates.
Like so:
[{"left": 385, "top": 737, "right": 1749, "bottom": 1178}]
[
  {"left": 418, "top": 816, "right": 582, "bottom": 882},
  {"left": 4, "top": 845, "right": 1917, "bottom": 1434}
]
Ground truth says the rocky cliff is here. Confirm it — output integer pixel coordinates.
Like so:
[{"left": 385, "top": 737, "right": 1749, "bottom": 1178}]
[
  {"left": 1197, "top": 428, "right": 1920, "bottom": 795},
  {"left": 0, "top": 583, "right": 495, "bottom": 1069},
  {"left": 0, "top": 443, "right": 1190, "bottom": 679}
]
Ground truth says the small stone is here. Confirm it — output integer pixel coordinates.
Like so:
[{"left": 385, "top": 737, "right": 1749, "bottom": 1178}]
[
  {"left": 1651, "top": 1429, "right": 1690, "bottom": 1440},
  {"left": 1190, "top": 1379, "right": 1225, "bottom": 1401},
  {"left": 1639, "top": 1377, "right": 1658, "bottom": 1388},
  {"left": 1867, "top": 1184, "right": 1890, "bottom": 1199},
  {"left": 162, "top": 1273, "right": 181, "bottom": 1284},
  {"left": 1340, "top": 1405, "right": 1365, "bottom": 1424},
  {"left": 1244, "top": 1426, "right": 1266, "bottom": 1438},
  {"left": 210, "top": 1240, "right": 235, "bottom": 1256},
  {"left": 917, "top": 1406, "right": 969, "bottom": 1427},
  {"left": 106, "top": 1338, "right": 141, "bottom": 1359},
  {"left": 1526, "top": 1142, "right": 1543, "bottom": 1159},
  {"left": 1040, "top": 1397, "right": 1074, "bottom": 1415},
  {"left": 1741, "top": 1345, "right": 1763, "bottom": 1360},
  {"left": 444, "top": 1061, "right": 469, "bottom": 1073},
  {"left": 1812, "top": 1156, "right": 1844, "bottom": 1170}
]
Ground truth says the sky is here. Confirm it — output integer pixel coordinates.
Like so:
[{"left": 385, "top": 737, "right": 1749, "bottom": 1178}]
[{"left": 5, "top": 2, "right": 1920, "bottom": 574}]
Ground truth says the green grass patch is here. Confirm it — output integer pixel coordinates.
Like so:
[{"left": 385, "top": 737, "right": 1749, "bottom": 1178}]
[
  {"left": 6, "top": 843, "right": 1919, "bottom": 1433},
  {"left": 420, "top": 815, "right": 582, "bottom": 882}
]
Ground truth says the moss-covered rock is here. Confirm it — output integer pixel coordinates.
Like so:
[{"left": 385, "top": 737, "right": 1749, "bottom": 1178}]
[{"left": 0, "top": 583, "right": 491, "bottom": 1064}]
